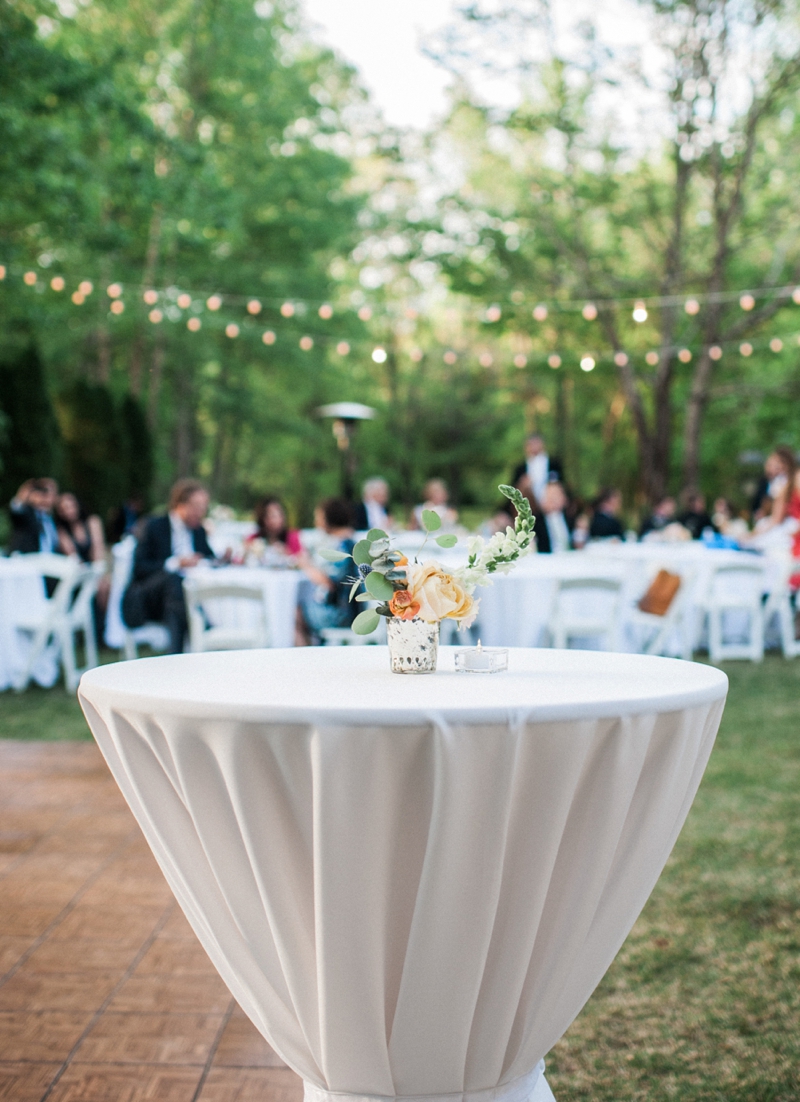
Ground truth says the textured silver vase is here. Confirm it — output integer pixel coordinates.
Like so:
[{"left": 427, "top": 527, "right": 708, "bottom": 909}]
[{"left": 386, "top": 617, "right": 439, "bottom": 674}]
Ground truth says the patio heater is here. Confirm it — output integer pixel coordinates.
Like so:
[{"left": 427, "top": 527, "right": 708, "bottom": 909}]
[{"left": 317, "top": 402, "right": 376, "bottom": 502}]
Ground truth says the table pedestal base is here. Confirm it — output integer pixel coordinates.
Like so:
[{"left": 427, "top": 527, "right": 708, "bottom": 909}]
[{"left": 303, "top": 1062, "right": 556, "bottom": 1102}]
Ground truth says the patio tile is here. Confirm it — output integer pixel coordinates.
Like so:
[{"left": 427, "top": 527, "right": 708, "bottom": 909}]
[
  {"left": 0, "top": 935, "right": 35, "bottom": 977},
  {"left": 24, "top": 936, "right": 138, "bottom": 974},
  {"left": 0, "top": 1009, "right": 94, "bottom": 1061},
  {"left": 0, "top": 1062, "right": 60, "bottom": 1101},
  {"left": 197, "top": 1066, "right": 304, "bottom": 1102},
  {"left": 212, "top": 1009, "right": 286, "bottom": 1068},
  {"left": 46, "top": 1064, "right": 203, "bottom": 1101},
  {"left": 134, "top": 934, "right": 219, "bottom": 976},
  {"left": 0, "top": 969, "right": 120, "bottom": 1012},
  {"left": 109, "top": 972, "right": 232, "bottom": 1014}
]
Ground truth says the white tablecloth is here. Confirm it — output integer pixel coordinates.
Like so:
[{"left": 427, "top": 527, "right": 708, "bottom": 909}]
[
  {"left": 0, "top": 557, "right": 59, "bottom": 691},
  {"left": 186, "top": 565, "right": 302, "bottom": 649},
  {"left": 79, "top": 648, "right": 727, "bottom": 1101}
]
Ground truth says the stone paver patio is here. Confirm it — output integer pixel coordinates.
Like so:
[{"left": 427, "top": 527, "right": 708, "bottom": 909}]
[{"left": 0, "top": 739, "right": 304, "bottom": 1102}]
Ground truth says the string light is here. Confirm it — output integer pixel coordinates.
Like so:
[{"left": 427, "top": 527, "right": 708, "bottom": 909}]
[
  {"left": 709, "top": 345, "right": 723, "bottom": 360},
  {"left": 740, "top": 342, "right": 753, "bottom": 356},
  {"left": 107, "top": 283, "right": 122, "bottom": 298},
  {"left": 479, "top": 352, "right": 493, "bottom": 367},
  {"left": 486, "top": 304, "right": 502, "bottom": 322},
  {"left": 513, "top": 354, "right": 527, "bottom": 368},
  {"left": 614, "top": 351, "right": 629, "bottom": 366},
  {"left": 443, "top": 350, "right": 457, "bottom": 364},
  {"left": 336, "top": 341, "right": 351, "bottom": 355},
  {"left": 0, "top": 265, "right": 5, "bottom": 279},
  {"left": 262, "top": 330, "right": 276, "bottom": 345},
  {"left": 371, "top": 346, "right": 387, "bottom": 363},
  {"left": 684, "top": 298, "right": 700, "bottom": 315},
  {"left": 632, "top": 300, "right": 647, "bottom": 322},
  {"left": 71, "top": 291, "right": 84, "bottom": 305},
  {"left": 739, "top": 293, "right": 755, "bottom": 311},
  {"left": 50, "top": 276, "right": 65, "bottom": 292},
  {"left": 177, "top": 293, "right": 192, "bottom": 309},
  {"left": 582, "top": 303, "right": 598, "bottom": 321},
  {"left": 409, "top": 348, "right": 423, "bottom": 362},
  {"left": 187, "top": 317, "right": 201, "bottom": 332},
  {"left": 225, "top": 323, "right": 239, "bottom": 338},
  {"left": 678, "top": 348, "right": 692, "bottom": 363},
  {"left": 770, "top": 337, "right": 783, "bottom": 352},
  {"left": 247, "top": 299, "right": 262, "bottom": 315},
  {"left": 793, "top": 287, "right": 800, "bottom": 305},
  {"left": 149, "top": 309, "right": 163, "bottom": 323},
  {"left": 547, "top": 354, "right": 561, "bottom": 368},
  {"left": 207, "top": 295, "right": 222, "bottom": 311},
  {"left": 318, "top": 303, "right": 333, "bottom": 319},
  {"left": 357, "top": 305, "right": 372, "bottom": 321},
  {"left": 533, "top": 304, "right": 548, "bottom": 321},
  {"left": 280, "top": 302, "right": 295, "bottom": 317},
  {"left": 299, "top": 335, "right": 313, "bottom": 350},
  {"left": 23, "top": 271, "right": 37, "bottom": 286},
  {"left": 646, "top": 351, "right": 659, "bottom": 365},
  {"left": 79, "top": 281, "right": 93, "bottom": 295},
  {"left": 580, "top": 356, "right": 596, "bottom": 371},
  {"left": 143, "top": 289, "right": 158, "bottom": 305}
]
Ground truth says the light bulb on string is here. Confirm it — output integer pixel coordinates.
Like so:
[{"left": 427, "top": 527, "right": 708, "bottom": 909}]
[
  {"left": 358, "top": 305, "right": 372, "bottom": 322},
  {"left": 582, "top": 303, "right": 598, "bottom": 321},
  {"left": 547, "top": 354, "right": 561, "bottom": 369},
  {"left": 770, "top": 337, "right": 783, "bottom": 352},
  {"left": 580, "top": 355, "right": 596, "bottom": 371},
  {"left": 513, "top": 354, "right": 527, "bottom": 368},
  {"left": 247, "top": 299, "right": 262, "bottom": 315},
  {"left": 709, "top": 345, "right": 723, "bottom": 360},
  {"left": 110, "top": 300, "right": 125, "bottom": 315},
  {"left": 318, "top": 303, "right": 333, "bottom": 319},
  {"left": 739, "top": 293, "right": 755, "bottom": 311},
  {"left": 177, "top": 293, "right": 192, "bottom": 309},
  {"left": 443, "top": 350, "right": 457, "bottom": 365},
  {"left": 793, "top": 287, "right": 800, "bottom": 305},
  {"left": 646, "top": 351, "right": 659, "bottom": 365},
  {"left": 23, "top": 271, "right": 37, "bottom": 286},
  {"left": 739, "top": 342, "right": 753, "bottom": 356},
  {"left": 71, "top": 292, "right": 85, "bottom": 305},
  {"left": 678, "top": 348, "right": 692, "bottom": 363},
  {"left": 79, "top": 281, "right": 93, "bottom": 295},
  {"left": 149, "top": 309, "right": 163, "bottom": 323},
  {"left": 0, "top": 265, "right": 6, "bottom": 280},
  {"left": 632, "top": 300, "right": 648, "bottom": 322},
  {"left": 206, "top": 295, "right": 222, "bottom": 311},
  {"left": 614, "top": 352, "right": 629, "bottom": 366},
  {"left": 371, "top": 347, "right": 387, "bottom": 363},
  {"left": 280, "top": 302, "right": 295, "bottom": 317},
  {"left": 684, "top": 298, "right": 700, "bottom": 315},
  {"left": 479, "top": 352, "right": 493, "bottom": 367},
  {"left": 50, "top": 276, "right": 65, "bottom": 292},
  {"left": 107, "top": 283, "right": 122, "bottom": 299},
  {"left": 299, "top": 336, "right": 314, "bottom": 351},
  {"left": 486, "top": 305, "right": 502, "bottom": 322},
  {"left": 143, "top": 289, "right": 158, "bottom": 305},
  {"left": 336, "top": 341, "right": 350, "bottom": 355},
  {"left": 226, "top": 323, "right": 239, "bottom": 338},
  {"left": 262, "top": 330, "right": 276, "bottom": 345},
  {"left": 533, "top": 304, "right": 548, "bottom": 322},
  {"left": 187, "top": 317, "right": 201, "bottom": 332}
]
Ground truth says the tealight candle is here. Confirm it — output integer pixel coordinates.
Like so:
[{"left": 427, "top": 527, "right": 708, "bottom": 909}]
[{"left": 454, "top": 640, "right": 508, "bottom": 674}]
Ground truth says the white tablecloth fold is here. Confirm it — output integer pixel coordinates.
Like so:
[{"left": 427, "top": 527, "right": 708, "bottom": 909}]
[{"left": 79, "top": 648, "right": 726, "bottom": 1101}]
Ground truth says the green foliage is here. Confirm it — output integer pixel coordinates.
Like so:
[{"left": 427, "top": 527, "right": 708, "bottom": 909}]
[{"left": 0, "top": 344, "right": 63, "bottom": 501}]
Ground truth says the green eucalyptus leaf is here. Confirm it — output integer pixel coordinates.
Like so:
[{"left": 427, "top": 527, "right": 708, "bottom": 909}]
[
  {"left": 365, "top": 570, "right": 395, "bottom": 601},
  {"left": 435, "top": 533, "right": 458, "bottom": 548},
  {"left": 349, "top": 578, "right": 363, "bottom": 600},
  {"left": 367, "top": 528, "right": 388, "bottom": 542},
  {"left": 352, "top": 539, "right": 374, "bottom": 566},
  {"left": 354, "top": 592, "right": 375, "bottom": 602},
  {"left": 319, "top": 547, "right": 351, "bottom": 563},
  {"left": 421, "top": 509, "right": 442, "bottom": 532},
  {"left": 352, "top": 609, "right": 380, "bottom": 635},
  {"left": 369, "top": 539, "right": 390, "bottom": 556}
]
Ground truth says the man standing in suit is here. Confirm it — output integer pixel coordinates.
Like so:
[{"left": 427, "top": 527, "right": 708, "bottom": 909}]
[
  {"left": 512, "top": 434, "right": 563, "bottom": 505},
  {"left": 122, "top": 478, "right": 215, "bottom": 654},
  {"left": 352, "top": 477, "right": 392, "bottom": 532},
  {"left": 8, "top": 479, "right": 60, "bottom": 555}
]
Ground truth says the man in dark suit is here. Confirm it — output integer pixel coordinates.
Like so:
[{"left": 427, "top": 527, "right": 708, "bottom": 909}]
[
  {"left": 511, "top": 434, "right": 563, "bottom": 505},
  {"left": 122, "top": 478, "right": 215, "bottom": 653},
  {"left": 589, "top": 488, "right": 625, "bottom": 540},
  {"left": 8, "top": 478, "right": 60, "bottom": 554}
]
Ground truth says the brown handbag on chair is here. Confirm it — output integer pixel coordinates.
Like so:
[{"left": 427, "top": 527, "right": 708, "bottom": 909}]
[{"left": 638, "top": 569, "right": 681, "bottom": 616}]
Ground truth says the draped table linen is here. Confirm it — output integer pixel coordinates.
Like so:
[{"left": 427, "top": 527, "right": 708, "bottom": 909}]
[{"left": 79, "top": 647, "right": 727, "bottom": 1102}]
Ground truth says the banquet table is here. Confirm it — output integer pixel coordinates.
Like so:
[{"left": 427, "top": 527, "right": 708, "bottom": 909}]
[
  {"left": 79, "top": 647, "right": 727, "bottom": 1101},
  {"left": 0, "top": 555, "right": 59, "bottom": 691}
]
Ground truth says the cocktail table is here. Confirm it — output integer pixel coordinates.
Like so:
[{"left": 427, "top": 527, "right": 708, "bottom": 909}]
[{"left": 79, "top": 647, "right": 727, "bottom": 1102}]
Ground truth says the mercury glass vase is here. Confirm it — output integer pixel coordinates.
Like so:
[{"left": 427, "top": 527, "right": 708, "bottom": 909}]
[{"left": 386, "top": 617, "right": 439, "bottom": 674}]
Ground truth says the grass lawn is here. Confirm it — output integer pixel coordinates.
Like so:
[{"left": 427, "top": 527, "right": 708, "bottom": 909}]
[{"left": 1, "top": 654, "right": 798, "bottom": 1098}]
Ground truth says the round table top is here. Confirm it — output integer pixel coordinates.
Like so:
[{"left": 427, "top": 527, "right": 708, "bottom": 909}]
[{"left": 79, "top": 647, "right": 728, "bottom": 726}]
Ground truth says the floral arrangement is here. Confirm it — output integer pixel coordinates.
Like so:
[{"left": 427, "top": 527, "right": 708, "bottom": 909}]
[{"left": 322, "top": 484, "right": 536, "bottom": 635}]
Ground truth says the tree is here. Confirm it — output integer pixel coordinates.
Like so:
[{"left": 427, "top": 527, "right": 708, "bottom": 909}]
[{"left": 0, "top": 344, "right": 63, "bottom": 502}]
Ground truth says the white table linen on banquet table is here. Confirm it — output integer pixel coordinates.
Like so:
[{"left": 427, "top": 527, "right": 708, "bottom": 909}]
[
  {"left": 79, "top": 647, "right": 727, "bottom": 1102},
  {"left": 0, "top": 556, "right": 60, "bottom": 690}
]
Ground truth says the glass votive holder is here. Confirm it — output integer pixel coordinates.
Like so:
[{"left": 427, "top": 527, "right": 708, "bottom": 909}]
[{"left": 454, "top": 643, "right": 508, "bottom": 673}]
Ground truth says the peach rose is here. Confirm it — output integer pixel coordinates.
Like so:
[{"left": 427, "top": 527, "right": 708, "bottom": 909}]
[
  {"left": 407, "top": 561, "right": 475, "bottom": 624},
  {"left": 388, "top": 589, "right": 421, "bottom": 620}
]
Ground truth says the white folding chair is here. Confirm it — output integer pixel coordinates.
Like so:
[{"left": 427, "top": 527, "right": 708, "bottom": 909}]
[
  {"left": 13, "top": 557, "right": 104, "bottom": 692},
  {"left": 763, "top": 555, "right": 800, "bottom": 659},
  {"left": 105, "top": 537, "right": 171, "bottom": 660},
  {"left": 627, "top": 568, "right": 696, "bottom": 661},
  {"left": 701, "top": 561, "right": 766, "bottom": 663},
  {"left": 547, "top": 576, "right": 624, "bottom": 650},
  {"left": 184, "top": 577, "right": 270, "bottom": 652}
]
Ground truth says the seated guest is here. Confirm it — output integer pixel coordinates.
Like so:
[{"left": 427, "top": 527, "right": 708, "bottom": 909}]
[
  {"left": 589, "top": 488, "right": 625, "bottom": 540},
  {"left": 244, "top": 496, "right": 302, "bottom": 559},
  {"left": 678, "top": 490, "right": 715, "bottom": 540},
  {"left": 412, "top": 478, "right": 458, "bottom": 530},
  {"left": 55, "top": 493, "right": 106, "bottom": 564},
  {"left": 542, "top": 482, "right": 572, "bottom": 553},
  {"left": 512, "top": 433, "right": 564, "bottom": 505},
  {"left": 121, "top": 479, "right": 215, "bottom": 654},
  {"left": 298, "top": 498, "right": 356, "bottom": 644},
  {"left": 639, "top": 496, "right": 677, "bottom": 539},
  {"left": 107, "top": 494, "right": 147, "bottom": 544},
  {"left": 712, "top": 497, "right": 750, "bottom": 542},
  {"left": 8, "top": 478, "right": 60, "bottom": 554},
  {"left": 353, "top": 477, "right": 393, "bottom": 532}
]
